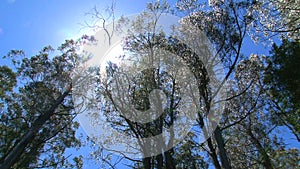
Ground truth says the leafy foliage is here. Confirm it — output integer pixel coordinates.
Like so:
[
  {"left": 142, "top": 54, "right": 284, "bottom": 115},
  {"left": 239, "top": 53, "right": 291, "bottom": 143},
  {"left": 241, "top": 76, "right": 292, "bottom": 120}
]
[
  {"left": 1, "top": 0, "right": 299, "bottom": 168},
  {"left": 0, "top": 37, "right": 93, "bottom": 169},
  {"left": 250, "top": 0, "right": 300, "bottom": 41},
  {"left": 265, "top": 39, "right": 300, "bottom": 141}
]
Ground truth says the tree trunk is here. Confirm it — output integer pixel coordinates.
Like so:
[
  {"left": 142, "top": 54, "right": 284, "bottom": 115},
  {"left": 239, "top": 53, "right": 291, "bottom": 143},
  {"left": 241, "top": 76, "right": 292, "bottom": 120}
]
[
  {"left": 214, "top": 126, "right": 231, "bottom": 169},
  {"left": 0, "top": 89, "right": 71, "bottom": 169},
  {"left": 156, "top": 154, "right": 163, "bottom": 169},
  {"left": 247, "top": 127, "right": 274, "bottom": 169},
  {"left": 197, "top": 112, "right": 222, "bottom": 169},
  {"left": 142, "top": 157, "right": 151, "bottom": 169},
  {"left": 207, "top": 137, "right": 222, "bottom": 169},
  {"left": 164, "top": 148, "right": 176, "bottom": 169}
]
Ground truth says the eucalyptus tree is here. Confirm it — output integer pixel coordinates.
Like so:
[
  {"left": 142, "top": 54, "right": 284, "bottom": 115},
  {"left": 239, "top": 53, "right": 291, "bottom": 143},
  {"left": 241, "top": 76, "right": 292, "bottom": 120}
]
[
  {"left": 95, "top": 14, "right": 182, "bottom": 169},
  {"left": 177, "top": 0, "right": 297, "bottom": 168},
  {"left": 83, "top": 0, "right": 299, "bottom": 168},
  {"left": 250, "top": 0, "right": 300, "bottom": 41},
  {"left": 176, "top": 0, "right": 299, "bottom": 168},
  {"left": 175, "top": 0, "right": 256, "bottom": 168},
  {"left": 0, "top": 36, "right": 94, "bottom": 169},
  {"left": 264, "top": 39, "right": 300, "bottom": 141},
  {"left": 85, "top": 1, "right": 217, "bottom": 168},
  {"left": 87, "top": 0, "right": 255, "bottom": 168}
]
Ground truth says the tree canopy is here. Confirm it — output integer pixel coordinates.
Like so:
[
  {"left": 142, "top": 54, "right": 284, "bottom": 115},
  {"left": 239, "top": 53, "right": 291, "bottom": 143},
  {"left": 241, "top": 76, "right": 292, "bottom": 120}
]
[{"left": 0, "top": 0, "right": 299, "bottom": 169}]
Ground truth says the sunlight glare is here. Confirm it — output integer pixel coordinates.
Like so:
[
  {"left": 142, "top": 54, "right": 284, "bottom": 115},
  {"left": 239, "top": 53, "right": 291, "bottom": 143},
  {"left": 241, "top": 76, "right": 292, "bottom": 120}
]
[{"left": 100, "top": 42, "right": 124, "bottom": 74}]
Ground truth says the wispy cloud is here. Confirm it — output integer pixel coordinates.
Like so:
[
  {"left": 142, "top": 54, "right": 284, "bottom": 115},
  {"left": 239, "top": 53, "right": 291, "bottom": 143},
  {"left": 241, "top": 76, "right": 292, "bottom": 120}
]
[{"left": 0, "top": 28, "right": 3, "bottom": 35}]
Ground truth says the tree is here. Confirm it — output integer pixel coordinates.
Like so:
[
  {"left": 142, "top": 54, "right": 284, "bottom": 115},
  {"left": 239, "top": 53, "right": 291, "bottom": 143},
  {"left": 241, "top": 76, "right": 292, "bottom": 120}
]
[
  {"left": 97, "top": 19, "right": 184, "bottom": 169},
  {"left": 173, "top": 132, "right": 209, "bottom": 169},
  {"left": 250, "top": 0, "right": 300, "bottom": 41},
  {"left": 220, "top": 54, "right": 299, "bottom": 169},
  {"left": 85, "top": 1, "right": 215, "bottom": 168},
  {"left": 79, "top": 0, "right": 300, "bottom": 168},
  {"left": 84, "top": 0, "right": 278, "bottom": 168},
  {"left": 0, "top": 37, "right": 94, "bottom": 169},
  {"left": 265, "top": 39, "right": 300, "bottom": 141},
  {"left": 0, "top": 65, "right": 16, "bottom": 105},
  {"left": 176, "top": 0, "right": 299, "bottom": 168},
  {"left": 176, "top": 0, "right": 255, "bottom": 168}
]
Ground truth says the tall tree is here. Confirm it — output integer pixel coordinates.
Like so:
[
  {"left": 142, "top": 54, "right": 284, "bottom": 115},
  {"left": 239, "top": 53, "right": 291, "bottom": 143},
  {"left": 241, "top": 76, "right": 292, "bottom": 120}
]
[
  {"left": 176, "top": 0, "right": 256, "bottom": 168},
  {"left": 82, "top": 0, "right": 300, "bottom": 168},
  {"left": 89, "top": 1, "right": 212, "bottom": 168},
  {"left": 177, "top": 0, "right": 299, "bottom": 168},
  {"left": 0, "top": 37, "right": 94, "bottom": 169},
  {"left": 264, "top": 39, "right": 300, "bottom": 141}
]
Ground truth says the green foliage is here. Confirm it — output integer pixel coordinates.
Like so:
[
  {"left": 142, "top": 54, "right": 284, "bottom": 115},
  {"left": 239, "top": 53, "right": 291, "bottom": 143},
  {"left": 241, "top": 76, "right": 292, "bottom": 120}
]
[
  {"left": 174, "top": 132, "right": 208, "bottom": 169},
  {"left": 0, "top": 66, "right": 16, "bottom": 98},
  {"left": 1, "top": 0, "right": 299, "bottom": 168},
  {"left": 265, "top": 39, "right": 300, "bottom": 141},
  {"left": 0, "top": 37, "right": 93, "bottom": 168}
]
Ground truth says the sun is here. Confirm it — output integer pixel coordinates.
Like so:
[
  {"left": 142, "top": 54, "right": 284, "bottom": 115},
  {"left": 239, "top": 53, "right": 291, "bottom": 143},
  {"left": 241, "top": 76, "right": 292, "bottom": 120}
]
[{"left": 99, "top": 42, "right": 124, "bottom": 74}]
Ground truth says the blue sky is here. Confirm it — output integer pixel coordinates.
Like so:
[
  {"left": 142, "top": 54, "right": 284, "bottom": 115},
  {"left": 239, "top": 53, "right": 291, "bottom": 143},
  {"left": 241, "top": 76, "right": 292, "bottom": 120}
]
[
  {"left": 0, "top": 0, "right": 151, "bottom": 168},
  {"left": 0, "top": 0, "right": 266, "bottom": 65},
  {"left": 0, "top": 0, "right": 298, "bottom": 168},
  {"left": 0, "top": 0, "right": 152, "bottom": 58}
]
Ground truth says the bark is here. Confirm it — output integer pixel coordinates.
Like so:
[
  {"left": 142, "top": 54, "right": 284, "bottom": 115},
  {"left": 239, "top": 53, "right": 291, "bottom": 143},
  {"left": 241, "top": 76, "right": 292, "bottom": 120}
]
[
  {"left": 207, "top": 137, "right": 222, "bottom": 169},
  {"left": 198, "top": 115, "right": 221, "bottom": 169},
  {"left": 164, "top": 148, "right": 176, "bottom": 169},
  {"left": 214, "top": 126, "right": 231, "bottom": 169},
  {"left": 142, "top": 157, "right": 151, "bottom": 169},
  {"left": 156, "top": 154, "right": 163, "bottom": 169}
]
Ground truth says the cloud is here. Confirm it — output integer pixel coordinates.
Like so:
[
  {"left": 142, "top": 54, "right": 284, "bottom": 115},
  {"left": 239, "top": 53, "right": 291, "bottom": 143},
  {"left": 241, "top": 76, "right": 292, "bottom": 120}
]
[{"left": 0, "top": 28, "right": 3, "bottom": 35}]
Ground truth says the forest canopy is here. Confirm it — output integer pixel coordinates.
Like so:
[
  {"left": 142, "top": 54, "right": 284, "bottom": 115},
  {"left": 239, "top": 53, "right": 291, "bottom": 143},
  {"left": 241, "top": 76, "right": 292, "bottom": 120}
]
[{"left": 0, "top": 0, "right": 299, "bottom": 169}]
